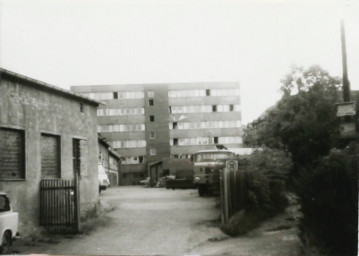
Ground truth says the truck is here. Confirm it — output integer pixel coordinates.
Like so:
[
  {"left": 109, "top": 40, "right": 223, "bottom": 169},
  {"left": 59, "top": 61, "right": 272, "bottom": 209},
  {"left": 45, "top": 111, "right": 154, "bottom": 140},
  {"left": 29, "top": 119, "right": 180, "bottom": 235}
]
[
  {"left": 193, "top": 146, "right": 256, "bottom": 196},
  {"left": 0, "top": 192, "right": 20, "bottom": 254}
]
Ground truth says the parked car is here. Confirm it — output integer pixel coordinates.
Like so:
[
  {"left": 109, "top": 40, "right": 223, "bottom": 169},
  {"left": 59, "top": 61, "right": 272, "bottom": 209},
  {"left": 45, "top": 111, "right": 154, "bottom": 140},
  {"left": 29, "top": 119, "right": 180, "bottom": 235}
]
[
  {"left": 139, "top": 177, "right": 150, "bottom": 186},
  {"left": 0, "top": 192, "right": 20, "bottom": 254},
  {"left": 98, "top": 163, "right": 110, "bottom": 193},
  {"left": 166, "top": 177, "right": 194, "bottom": 190}
]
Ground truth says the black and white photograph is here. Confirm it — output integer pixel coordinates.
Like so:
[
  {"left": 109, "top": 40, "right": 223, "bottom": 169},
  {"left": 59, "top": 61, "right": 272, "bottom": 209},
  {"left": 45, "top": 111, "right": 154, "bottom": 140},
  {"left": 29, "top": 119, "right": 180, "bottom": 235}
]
[{"left": 0, "top": 0, "right": 358, "bottom": 255}]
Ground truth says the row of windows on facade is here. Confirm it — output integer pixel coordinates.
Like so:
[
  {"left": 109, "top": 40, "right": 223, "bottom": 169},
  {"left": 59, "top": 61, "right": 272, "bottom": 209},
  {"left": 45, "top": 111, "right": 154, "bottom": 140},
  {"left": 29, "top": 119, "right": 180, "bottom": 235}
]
[
  {"left": 96, "top": 104, "right": 240, "bottom": 117},
  {"left": 170, "top": 136, "right": 243, "bottom": 146},
  {"left": 97, "top": 120, "right": 241, "bottom": 133},
  {"left": 110, "top": 136, "right": 242, "bottom": 149},
  {"left": 0, "top": 127, "right": 85, "bottom": 180},
  {"left": 82, "top": 88, "right": 240, "bottom": 101},
  {"left": 121, "top": 154, "right": 192, "bottom": 165}
]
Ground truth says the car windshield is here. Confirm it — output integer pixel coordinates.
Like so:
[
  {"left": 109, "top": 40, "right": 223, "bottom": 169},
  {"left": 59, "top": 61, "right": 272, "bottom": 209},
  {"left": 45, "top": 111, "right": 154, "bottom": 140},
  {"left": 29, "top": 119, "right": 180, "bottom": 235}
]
[
  {"left": 194, "top": 152, "right": 235, "bottom": 162},
  {"left": 0, "top": 195, "right": 10, "bottom": 212}
]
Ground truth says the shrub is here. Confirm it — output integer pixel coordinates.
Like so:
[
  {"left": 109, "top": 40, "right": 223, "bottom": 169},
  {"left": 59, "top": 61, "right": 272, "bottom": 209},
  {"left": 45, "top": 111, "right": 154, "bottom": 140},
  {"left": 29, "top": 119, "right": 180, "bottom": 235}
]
[
  {"left": 296, "top": 142, "right": 358, "bottom": 255},
  {"left": 221, "top": 148, "right": 291, "bottom": 236}
]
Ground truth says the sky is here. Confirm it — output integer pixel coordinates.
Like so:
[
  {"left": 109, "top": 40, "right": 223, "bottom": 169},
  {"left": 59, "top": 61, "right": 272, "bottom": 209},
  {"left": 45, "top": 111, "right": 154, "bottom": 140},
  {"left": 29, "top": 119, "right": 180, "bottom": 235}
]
[{"left": 1, "top": 0, "right": 358, "bottom": 124}]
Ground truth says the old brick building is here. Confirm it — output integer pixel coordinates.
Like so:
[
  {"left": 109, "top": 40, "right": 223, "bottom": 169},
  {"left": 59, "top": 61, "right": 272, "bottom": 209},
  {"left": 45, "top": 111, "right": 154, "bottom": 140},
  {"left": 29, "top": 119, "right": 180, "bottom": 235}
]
[{"left": 0, "top": 68, "right": 100, "bottom": 235}]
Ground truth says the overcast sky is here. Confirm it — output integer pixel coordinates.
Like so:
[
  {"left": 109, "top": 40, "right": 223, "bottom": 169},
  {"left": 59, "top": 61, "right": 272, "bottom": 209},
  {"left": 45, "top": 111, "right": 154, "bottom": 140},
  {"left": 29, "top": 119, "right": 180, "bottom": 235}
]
[{"left": 1, "top": 0, "right": 358, "bottom": 124}]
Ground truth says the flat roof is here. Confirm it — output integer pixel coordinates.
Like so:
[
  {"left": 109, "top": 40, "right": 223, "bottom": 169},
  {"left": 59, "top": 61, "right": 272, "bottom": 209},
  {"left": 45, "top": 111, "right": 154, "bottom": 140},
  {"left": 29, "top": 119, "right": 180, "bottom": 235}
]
[
  {"left": 1, "top": 68, "right": 101, "bottom": 106},
  {"left": 71, "top": 81, "right": 240, "bottom": 93}
]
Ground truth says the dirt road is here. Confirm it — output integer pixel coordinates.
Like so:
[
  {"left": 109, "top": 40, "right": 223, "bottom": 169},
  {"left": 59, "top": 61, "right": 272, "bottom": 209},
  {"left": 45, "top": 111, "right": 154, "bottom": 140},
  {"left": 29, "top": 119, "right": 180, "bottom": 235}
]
[{"left": 15, "top": 186, "right": 302, "bottom": 255}]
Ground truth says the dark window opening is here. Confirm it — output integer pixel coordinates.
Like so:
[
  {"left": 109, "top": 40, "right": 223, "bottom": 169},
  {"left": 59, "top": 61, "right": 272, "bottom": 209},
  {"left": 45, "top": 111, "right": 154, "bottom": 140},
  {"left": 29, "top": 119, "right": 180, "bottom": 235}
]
[
  {"left": 173, "top": 138, "right": 178, "bottom": 145},
  {"left": 212, "top": 105, "right": 217, "bottom": 112},
  {"left": 173, "top": 154, "right": 179, "bottom": 159},
  {"left": 139, "top": 156, "right": 144, "bottom": 163},
  {"left": 114, "top": 92, "right": 118, "bottom": 99},
  {"left": 80, "top": 103, "right": 84, "bottom": 113},
  {"left": 42, "top": 134, "right": 61, "bottom": 179},
  {"left": 230, "top": 104, "right": 234, "bottom": 111},
  {"left": 206, "top": 89, "right": 211, "bottom": 96},
  {"left": 149, "top": 99, "right": 154, "bottom": 106},
  {"left": 214, "top": 137, "right": 218, "bottom": 144},
  {"left": 0, "top": 128, "right": 25, "bottom": 180},
  {"left": 73, "top": 138, "right": 81, "bottom": 177},
  {"left": 173, "top": 122, "right": 178, "bottom": 129},
  {"left": 169, "top": 106, "right": 172, "bottom": 113},
  {"left": 150, "top": 115, "right": 155, "bottom": 122}
]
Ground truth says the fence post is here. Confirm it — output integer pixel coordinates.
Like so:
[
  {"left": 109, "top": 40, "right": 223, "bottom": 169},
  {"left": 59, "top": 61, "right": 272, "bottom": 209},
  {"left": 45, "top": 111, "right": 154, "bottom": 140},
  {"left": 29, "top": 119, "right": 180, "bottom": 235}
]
[
  {"left": 224, "top": 169, "right": 230, "bottom": 223},
  {"left": 220, "top": 170, "right": 225, "bottom": 224}
]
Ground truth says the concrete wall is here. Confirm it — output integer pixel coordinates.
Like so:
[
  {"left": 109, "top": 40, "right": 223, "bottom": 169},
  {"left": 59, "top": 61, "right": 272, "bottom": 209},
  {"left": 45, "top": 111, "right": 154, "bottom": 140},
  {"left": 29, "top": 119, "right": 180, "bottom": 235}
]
[
  {"left": 144, "top": 85, "right": 171, "bottom": 163},
  {"left": 0, "top": 75, "right": 99, "bottom": 236},
  {"left": 120, "top": 164, "right": 146, "bottom": 185}
]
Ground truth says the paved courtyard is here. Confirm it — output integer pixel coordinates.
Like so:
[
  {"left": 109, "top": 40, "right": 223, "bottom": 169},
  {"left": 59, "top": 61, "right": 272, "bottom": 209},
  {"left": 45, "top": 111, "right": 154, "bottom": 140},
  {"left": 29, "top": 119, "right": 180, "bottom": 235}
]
[{"left": 14, "top": 186, "right": 301, "bottom": 255}]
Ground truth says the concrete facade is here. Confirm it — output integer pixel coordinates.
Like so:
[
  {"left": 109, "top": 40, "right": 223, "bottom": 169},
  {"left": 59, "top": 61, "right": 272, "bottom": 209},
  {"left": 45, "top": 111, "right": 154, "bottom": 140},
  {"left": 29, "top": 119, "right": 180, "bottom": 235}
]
[
  {"left": 71, "top": 82, "right": 242, "bottom": 185},
  {"left": 0, "top": 69, "right": 100, "bottom": 236}
]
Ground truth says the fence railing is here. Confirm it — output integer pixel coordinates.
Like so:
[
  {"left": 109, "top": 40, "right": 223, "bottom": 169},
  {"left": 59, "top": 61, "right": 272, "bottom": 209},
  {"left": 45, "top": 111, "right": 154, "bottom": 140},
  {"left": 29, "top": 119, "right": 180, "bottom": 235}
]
[
  {"left": 40, "top": 179, "right": 79, "bottom": 233},
  {"left": 220, "top": 165, "right": 252, "bottom": 224}
]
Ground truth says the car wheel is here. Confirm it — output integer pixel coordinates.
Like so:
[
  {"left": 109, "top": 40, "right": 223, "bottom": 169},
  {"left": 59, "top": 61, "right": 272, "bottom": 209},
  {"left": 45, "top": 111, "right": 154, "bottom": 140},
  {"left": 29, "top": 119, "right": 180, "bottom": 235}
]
[{"left": 0, "top": 231, "right": 11, "bottom": 255}]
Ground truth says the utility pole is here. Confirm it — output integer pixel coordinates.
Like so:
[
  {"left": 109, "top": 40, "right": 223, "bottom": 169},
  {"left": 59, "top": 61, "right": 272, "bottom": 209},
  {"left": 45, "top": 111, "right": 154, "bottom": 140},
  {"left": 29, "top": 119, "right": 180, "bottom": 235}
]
[
  {"left": 341, "top": 19, "right": 351, "bottom": 101},
  {"left": 336, "top": 19, "right": 356, "bottom": 140}
]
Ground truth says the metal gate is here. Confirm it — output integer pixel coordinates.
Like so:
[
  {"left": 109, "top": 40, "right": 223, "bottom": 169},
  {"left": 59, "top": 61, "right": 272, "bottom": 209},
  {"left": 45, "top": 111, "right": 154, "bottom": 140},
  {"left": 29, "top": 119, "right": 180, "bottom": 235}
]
[{"left": 40, "top": 179, "right": 79, "bottom": 233}]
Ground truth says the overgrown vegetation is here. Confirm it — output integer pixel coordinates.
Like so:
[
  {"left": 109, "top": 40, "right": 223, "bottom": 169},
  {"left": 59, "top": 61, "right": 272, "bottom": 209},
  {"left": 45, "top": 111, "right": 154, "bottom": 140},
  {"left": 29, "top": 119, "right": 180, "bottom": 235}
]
[
  {"left": 297, "top": 143, "right": 358, "bottom": 255},
  {"left": 244, "top": 65, "right": 358, "bottom": 255},
  {"left": 221, "top": 148, "right": 291, "bottom": 236}
]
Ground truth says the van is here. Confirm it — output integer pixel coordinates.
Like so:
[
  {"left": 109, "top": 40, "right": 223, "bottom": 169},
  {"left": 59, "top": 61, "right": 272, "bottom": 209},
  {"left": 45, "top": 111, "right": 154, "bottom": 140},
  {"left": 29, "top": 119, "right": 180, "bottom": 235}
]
[{"left": 98, "top": 163, "right": 110, "bottom": 193}]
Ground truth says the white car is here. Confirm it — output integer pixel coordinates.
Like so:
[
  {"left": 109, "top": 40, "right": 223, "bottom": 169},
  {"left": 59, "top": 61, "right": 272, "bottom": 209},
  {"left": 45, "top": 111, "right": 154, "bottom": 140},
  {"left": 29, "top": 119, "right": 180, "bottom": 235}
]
[
  {"left": 139, "top": 177, "right": 150, "bottom": 186},
  {"left": 98, "top": 164, "right": 110, "bottom": 193},
  {"left": 0, "top": 192, "right": 20, "bottom": 254}
]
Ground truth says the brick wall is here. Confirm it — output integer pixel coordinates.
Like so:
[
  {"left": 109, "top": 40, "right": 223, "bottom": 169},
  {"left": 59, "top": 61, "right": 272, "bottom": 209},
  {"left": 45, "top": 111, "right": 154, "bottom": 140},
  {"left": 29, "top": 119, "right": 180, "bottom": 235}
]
[{"left": 0, "top": 75, "right": 99, "bottom": 236}]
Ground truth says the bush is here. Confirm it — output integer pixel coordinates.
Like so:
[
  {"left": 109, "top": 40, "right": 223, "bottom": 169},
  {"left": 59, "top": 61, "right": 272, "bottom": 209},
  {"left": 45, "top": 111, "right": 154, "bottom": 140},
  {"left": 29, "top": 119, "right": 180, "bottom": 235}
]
[
  {"left": 296, "top": 142, "right": 358, "bottom": 255},
  {"left": 221, "top": 148, "right": 291, "bottom": 236},
  {"left": 245, "top": 148, "right": 291, "bottom": 215}
]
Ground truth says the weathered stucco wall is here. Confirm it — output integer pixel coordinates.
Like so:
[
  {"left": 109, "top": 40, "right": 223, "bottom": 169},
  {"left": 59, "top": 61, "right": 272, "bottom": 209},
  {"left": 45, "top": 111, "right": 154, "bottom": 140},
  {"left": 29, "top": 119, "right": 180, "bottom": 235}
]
[{"left": 0, "top": 76, "right": 99, "bottom": 236}]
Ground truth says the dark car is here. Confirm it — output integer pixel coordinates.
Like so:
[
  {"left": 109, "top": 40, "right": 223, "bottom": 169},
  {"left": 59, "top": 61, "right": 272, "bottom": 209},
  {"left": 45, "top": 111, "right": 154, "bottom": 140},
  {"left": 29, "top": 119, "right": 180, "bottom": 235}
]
[{"left": 166, "top": 177, "right": 194, "bottom": 190}]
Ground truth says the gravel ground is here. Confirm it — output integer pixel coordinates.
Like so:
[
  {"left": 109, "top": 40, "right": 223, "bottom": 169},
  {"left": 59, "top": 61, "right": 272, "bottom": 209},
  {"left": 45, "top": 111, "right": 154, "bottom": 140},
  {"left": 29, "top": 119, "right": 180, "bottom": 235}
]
[{"left": 13, "top": 186, "right": 302, "bottom": 255}]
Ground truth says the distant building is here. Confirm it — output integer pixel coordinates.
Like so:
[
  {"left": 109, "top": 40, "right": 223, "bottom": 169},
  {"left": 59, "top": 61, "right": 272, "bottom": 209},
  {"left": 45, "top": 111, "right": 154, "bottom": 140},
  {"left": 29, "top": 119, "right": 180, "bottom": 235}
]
[
  {"left": 0, "top": 68, "right": 100, "bottom": 236},
  {"left": 71, "top": 82, "right": 243, "bottom": 185}
]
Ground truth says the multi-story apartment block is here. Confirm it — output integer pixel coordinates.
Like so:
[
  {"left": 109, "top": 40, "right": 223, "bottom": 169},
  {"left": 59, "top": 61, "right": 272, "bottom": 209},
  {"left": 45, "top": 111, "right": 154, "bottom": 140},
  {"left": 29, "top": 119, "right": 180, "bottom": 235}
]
[{"left": 71, "top": 82, "right": 243, "bottom": 185}]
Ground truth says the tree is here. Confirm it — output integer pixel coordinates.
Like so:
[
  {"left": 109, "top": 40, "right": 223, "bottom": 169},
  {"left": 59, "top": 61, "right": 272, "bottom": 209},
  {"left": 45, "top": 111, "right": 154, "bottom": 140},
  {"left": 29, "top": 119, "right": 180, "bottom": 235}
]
[
  {"left": 245, "top": 65, "right": 358, "bottom": 255},
  {"left": 244, "top": 65, "right": 341, "bottom": 176}
]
